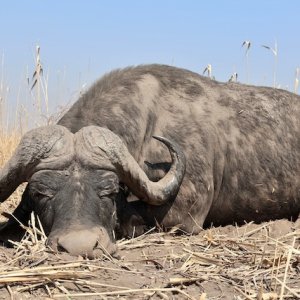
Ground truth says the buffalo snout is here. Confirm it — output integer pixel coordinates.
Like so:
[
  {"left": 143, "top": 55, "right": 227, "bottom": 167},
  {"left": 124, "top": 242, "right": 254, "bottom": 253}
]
[{"left": 47, "top": 226, "right": 117, "bottom": 258}]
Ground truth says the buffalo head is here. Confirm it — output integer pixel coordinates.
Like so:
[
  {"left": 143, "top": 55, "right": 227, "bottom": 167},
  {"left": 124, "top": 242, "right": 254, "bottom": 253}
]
[{"left": 0, "top": 125, "right": 185, "bottom": 258}]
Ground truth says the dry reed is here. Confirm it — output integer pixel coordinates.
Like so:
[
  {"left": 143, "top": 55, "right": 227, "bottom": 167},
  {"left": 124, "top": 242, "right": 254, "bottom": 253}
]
[
  {"left": 242, "top": 40, "right": 251, "bottom": 84},
  {"left": 262, "top": 41, "right": 278, "bottom": 88},
  {"left": 0, "top": 216, "right": 299, "bottom": 299}
]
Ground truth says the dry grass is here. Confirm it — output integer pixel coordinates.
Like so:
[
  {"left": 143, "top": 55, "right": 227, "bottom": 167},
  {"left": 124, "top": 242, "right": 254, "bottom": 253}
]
[
  {"left": 0, "top": 218, "right": 299, "bottom": 299},
  {"left": 0, "top": 130, "right": 24, "bottom": 222},
  {"left": 0, "top": 130, "right": 21, "bottom": 167}
]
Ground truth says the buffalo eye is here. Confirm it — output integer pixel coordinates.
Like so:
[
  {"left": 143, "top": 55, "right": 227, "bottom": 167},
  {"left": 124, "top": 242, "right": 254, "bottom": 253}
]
[
  {"left": 96, "top": 181, "right": 119, "bottom": 198},
  {"left": 31, "top": 190, "right": 53, "bottom": 202},
  {"left": 29, "top": 184, "right": 54, "bottom": 202},
  {"left": 97, "top": 189, "right": 118, "bottom": 198}
]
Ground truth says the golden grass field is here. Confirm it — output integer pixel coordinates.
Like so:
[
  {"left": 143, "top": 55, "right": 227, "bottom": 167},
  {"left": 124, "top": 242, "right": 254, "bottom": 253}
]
[{"left": 0, "top": 130, "right": 23, "bottom": 219}]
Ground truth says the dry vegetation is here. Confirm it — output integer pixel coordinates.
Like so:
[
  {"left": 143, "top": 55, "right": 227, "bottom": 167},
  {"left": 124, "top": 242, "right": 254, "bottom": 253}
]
[
  {"left": 0, "top": 130, "right": 24, "bottom": 222},
  {"left": 0, "top": 217, "right": 299, "bottom": 299},
  {"left": 0, "top": 46, "right": 300, "bottom": 299}
]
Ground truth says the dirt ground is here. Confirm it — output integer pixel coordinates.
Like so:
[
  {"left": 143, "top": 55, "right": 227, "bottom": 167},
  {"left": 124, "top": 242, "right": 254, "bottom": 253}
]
[{"left": 0, "top": 218, "right": 299, "bottom": 300}]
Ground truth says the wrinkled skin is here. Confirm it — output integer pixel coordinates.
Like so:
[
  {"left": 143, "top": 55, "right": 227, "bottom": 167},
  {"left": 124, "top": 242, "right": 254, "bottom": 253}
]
[{"left": 1, "top": 64, "right": 300, "bottom": 258}]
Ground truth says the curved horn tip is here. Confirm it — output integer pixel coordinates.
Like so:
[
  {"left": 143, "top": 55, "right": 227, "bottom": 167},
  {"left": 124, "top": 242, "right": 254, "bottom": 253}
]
[
  {"left": 152, "top": 135, "right": 163, "bottom": 141},
  {"left": 143, "top": 135, "right": 186, "bottom": 205},
  {"left": 152, "top": 135, "right": 177, "bottom": 149},
  {"left": 152, "top": 135, "right": 185, "bottom": 159}
]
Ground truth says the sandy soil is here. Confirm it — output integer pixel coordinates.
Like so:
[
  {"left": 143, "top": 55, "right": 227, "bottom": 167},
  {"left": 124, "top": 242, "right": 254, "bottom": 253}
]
[{"left": 0, "top": 218, "right": 299, "bottom": 300}]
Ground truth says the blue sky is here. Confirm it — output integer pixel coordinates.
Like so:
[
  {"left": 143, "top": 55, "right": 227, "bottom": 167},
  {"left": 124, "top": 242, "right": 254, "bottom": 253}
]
[{"left": 0, "top": 1, "right": 299, "bottom": 118}]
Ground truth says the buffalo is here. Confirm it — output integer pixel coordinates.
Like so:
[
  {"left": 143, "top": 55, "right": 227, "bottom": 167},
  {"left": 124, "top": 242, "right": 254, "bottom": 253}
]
[{"left": 0, "top": 64, "right": 300, "bottom": 258}]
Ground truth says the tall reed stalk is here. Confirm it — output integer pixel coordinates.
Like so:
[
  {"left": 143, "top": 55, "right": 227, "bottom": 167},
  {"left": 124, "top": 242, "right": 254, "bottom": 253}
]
[
  {"left": 203, "top": 64, "right": 212, "bottom": 79},
  {"left": 262, "top": 41, "right": 278, "bottom": 88},
  {"left": 31, "top": 45, "right": 49, "bottom": 119},
  {"left": 294, "top": 67, "right": 299, "bottom": 94},
  {"left": 242, "top": 40, "right": 251, "bottom": 84}
]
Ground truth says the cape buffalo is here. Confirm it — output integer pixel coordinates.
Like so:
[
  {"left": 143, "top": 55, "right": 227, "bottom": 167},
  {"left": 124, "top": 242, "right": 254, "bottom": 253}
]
[{"left": 0, "top": 64, "right": 300, "bottom": 258}]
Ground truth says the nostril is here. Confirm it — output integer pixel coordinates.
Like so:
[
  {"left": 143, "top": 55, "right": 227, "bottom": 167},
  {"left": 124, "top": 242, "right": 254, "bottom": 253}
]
[
  {"left": 93, "top": 239, "right": 117, "bottom": 256},
  {"left": 46, "top": 237, "right": 58, "bottom": 252},
  {"left": 93, "top": 240, "right": 99, "bottom": 250},
  {"left": 57, "top": 244, "right": 68, "bottom": 253}
]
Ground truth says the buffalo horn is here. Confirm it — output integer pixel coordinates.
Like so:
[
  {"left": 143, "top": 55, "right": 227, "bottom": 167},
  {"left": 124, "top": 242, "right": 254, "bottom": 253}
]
[
  {"left": 0, "top": 125, "right": 73, "bottom": 202},
  {"left": 78, "top": 126, "right": 186, "bottom": 205}
]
